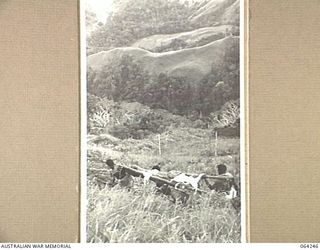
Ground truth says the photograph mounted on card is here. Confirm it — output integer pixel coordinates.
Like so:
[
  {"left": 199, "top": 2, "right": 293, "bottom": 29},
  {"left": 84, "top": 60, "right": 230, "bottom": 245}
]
[{"left": 82, "top": 0, "right": 245, "bottom": 243}]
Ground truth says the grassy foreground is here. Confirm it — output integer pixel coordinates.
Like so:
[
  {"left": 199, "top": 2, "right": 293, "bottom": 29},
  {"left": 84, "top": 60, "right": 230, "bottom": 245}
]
[{"left": 87, "top": 127, "right": 241, "bottom": 243}]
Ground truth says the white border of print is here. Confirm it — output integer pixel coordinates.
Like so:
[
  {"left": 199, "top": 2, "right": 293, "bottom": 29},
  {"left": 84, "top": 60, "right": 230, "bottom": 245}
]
[
  {"left": 239, "top": 0, "right": 247, "bottom": 243},
  {"left": 80, "top": 0, "right": 87, "bottom": 243},
  {"left": 80, "top": 0, "right": 246, "bottom": 243}
]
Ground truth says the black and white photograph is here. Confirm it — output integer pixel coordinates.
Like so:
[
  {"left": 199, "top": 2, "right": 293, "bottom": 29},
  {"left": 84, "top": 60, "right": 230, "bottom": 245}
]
[{"left": 83, "top": 0, "right": 243, "bottom": 243}]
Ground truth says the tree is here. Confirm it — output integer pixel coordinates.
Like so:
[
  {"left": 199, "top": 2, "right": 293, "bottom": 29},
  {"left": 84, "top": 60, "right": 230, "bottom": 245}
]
[
  {"left": 87, "top": 55, "right": 149, "bottom": 101},
  {"left": 86, "top": 9, "right": 98, "bottom": 37},
  {"left": 210, "top": 100, "right": 240, "bottom": 129},
  {"left": 209, "top": 99, "right": 240, "bottom": 156}
]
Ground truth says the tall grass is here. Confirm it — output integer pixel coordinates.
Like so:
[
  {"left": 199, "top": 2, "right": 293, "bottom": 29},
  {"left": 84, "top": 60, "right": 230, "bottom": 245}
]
[
  {"left": 87, "top": 180, "right": 240, "bottom": 243},
  {"left": 87, "top": 127, "right": 241, "bottom": 243}
]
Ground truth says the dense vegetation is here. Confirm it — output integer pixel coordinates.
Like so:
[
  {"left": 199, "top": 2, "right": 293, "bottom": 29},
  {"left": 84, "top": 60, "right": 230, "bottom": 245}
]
[
  {"left": 87, "top": 0, "right": 200, "bottom": 54},
  {"left": 87, "top": 51, "right": 239, "bottom": 117}
]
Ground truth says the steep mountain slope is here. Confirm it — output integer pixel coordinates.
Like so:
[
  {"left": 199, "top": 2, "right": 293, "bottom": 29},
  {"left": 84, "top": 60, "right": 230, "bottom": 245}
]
[
  {"left": 190, "top": 0, "right": 239, "bottom": 26},
  {"left": 88, "top": 36, "right": 239, "bottom": 83},
  {"left": 131, "top": 25, "right": 239, "bottom": 52},
  {"left": 87, "top": 0, "right": 240, "bottom": 117},
  {"left": 219, "top": 0, "right": 240, "bottom": 25}
]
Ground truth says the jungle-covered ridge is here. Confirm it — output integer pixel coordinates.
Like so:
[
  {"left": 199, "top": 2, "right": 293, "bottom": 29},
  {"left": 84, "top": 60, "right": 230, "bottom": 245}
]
[{"left": 86, "top": 0, "right": 240, "bottom": 135}]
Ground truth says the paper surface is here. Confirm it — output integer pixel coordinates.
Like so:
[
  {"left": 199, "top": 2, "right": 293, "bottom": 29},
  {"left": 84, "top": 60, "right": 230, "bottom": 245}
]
[
  {"left": 248, "top": 0, "right": 320, "bottom": 242},
  {"left": 0, "top": 0, "right": 80, "bottom": 243}
]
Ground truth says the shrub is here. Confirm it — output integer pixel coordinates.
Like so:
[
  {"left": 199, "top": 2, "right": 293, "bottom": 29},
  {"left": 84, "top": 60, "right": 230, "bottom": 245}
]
[{"left": 108, "top": 125, "right": 131, "bottom": 139}]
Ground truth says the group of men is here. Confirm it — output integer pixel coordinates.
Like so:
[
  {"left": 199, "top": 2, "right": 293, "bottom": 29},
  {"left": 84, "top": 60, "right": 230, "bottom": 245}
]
[{"left": 103, "top": 159, "right": 239, "bottom": 196}]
